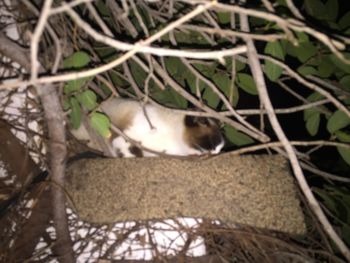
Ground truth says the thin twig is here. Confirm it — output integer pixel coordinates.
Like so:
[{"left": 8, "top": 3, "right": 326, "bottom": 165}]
[
  {"left": 60, "top": 1, "right": 247, "bottom": 59},
  {"left": 1, "top": 2, "right": 249, "bottom": 90},
  {"left": 261, "top": 55, "right": 350, "bottom": 119},
  {"left": 180, "top": 25, "right": 284, "bottom": 42},
  {"left": 30, "top": 0, "right": 53, "bottom": 80},
  {"left": 86, "top": 2, "right": 113, "bottom": 37},
  {"left": 285, "top": 0, "right": 304, "bottom": 20},
  {"left": 21, "top": 0, "right": 62, "bottom": 73}
]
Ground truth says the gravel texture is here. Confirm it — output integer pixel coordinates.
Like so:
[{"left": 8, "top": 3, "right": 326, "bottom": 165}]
[{"left": 66, "top": 154, "right": 306, "bottom": 235}]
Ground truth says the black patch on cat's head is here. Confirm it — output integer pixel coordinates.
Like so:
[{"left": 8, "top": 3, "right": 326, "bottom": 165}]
[
  {"left": 184, "top": 116, "right": 224, "bottom": 152},
  {"left": 129, "top": 145, "right": 143, "bottom": 157}
]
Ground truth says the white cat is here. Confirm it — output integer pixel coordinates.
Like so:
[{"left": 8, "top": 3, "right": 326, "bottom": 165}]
[{"left": 70, "top": 98, "right": 224, "bottom": 157}]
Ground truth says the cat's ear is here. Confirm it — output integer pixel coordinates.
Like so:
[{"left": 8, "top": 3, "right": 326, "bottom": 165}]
[{"left": 184, "top": 115, "right": 202, "bottom": 127}]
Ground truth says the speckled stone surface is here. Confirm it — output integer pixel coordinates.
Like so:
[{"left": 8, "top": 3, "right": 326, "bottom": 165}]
[{"left": 66, "top": 154, "right": 306, "bottom": 235}]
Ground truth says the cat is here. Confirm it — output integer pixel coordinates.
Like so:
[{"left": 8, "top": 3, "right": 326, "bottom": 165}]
[{"left": 70, "top": 98, "right": 224, "bottom": 157}]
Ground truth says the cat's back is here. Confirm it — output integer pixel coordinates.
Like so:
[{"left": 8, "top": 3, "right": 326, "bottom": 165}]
[
  {"left": 100, "top": 98, "right": 140, "bottom": 131},
  {"left": 101, "top": 98, "right": 184, "bottom": 132}
]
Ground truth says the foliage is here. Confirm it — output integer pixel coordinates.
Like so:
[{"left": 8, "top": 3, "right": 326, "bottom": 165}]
[
  {"left": 63, "top": 51, "right": 109, "bottom": 136},
  {"left": 60, "top": 0, "right": 350, "bottom": 254},
  {"left": 62, "top": 0, "right": 350, "bottom": 160},
  {"left": 2, "top": 0, "right": 350, "bottom": 261}
]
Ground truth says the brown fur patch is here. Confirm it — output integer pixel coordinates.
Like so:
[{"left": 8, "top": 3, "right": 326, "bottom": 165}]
[{"left": 109, "top": 111, "right": 134, "bottom": 131}]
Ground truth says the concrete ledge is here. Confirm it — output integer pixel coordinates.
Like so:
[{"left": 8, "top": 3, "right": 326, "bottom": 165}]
[{"left": 66, "top": 154, "right": 306, "bottom": 235}]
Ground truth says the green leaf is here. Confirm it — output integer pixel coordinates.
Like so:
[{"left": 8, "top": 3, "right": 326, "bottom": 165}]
[
  {"left": 236, "top": 73, "right": 258, "bottom": 95},
  {"left": 213, "top": 73, "right": 229, "bottom": 91},
  {"left": 304, "top": 108, "right": 318, "bottom": 121},
  {"left": 184, "top": 71, "right": 196, "bottom": 94},
  {"left": 284, "top": 41, "right": 297, "bottom": 57},
  {"left": 224, "top": 58, "right": 246, "bottom": 73},
  {"left": 340, "top": 75, "right": 350, "bottom": 91},
  {"left": 217, "top": 12, "right": 230, "bottom": 24},
  {"left": 169, "top": 88, "right": 188, "bottom": 109},
  {"left": 165, "top": 57, "right": 195, "bottom": 88},
  {"left": 306, "top": 112, "right": 320, "bottom": 136},
  {"left": 63, "top": 51, "right": 91, "bottom": 69},
  {"left": 213, "top": 72, "right": 238, "bottom": 107},
  {"left": 296, "top": 32, "right": 309, "bottom": 43},
  {"left": 129, "top": 60, "right": 147, "bottom": 87},
  {"left": 130, "top": 62, "right": 147, "bottom": 87},
  {"left": 329, "top": 53, "right": 350, "bottom": 74},
  {"left": 307, "top": 91, "right": 324, "bottom": 102},
  {"left": 345, "top": 27, "right": 350, "bottom": 35},
  {"left": 337, "top": 146, "right": 350, "bottom": 166},
  {"left": 174, "top": 30, "right": 208, "bottom": 45},
  {"left": 203, "top": 86, "right": 220, "bottom": 109},
  {"left": 295, "top": 42, "right": 317, "bottom": 63},
  {"left": 275, "top": 0, "right": 288, "bottom": 7},
  {"left": 152, "top": 89, "right": 171, "bottom": 106},
  {"left": 63, "top": 99, "right": 70, "bottom": 111},
  {"left": 193, "top": 62, "right": 216, "bottom": 78},
  {"left": 338, "top": 11, "right": 350, "bottom": 30},
  {"left": 90, "top": 112, "right": 111, "bottom": 138},
  {"left": 335, "top": 131, "right": 350, "bottom": 143},
  {"left": 69, "top": 97, "right": 81, "bottom": 129},
  {"left": 76, "top": 90, "right": 97, "bottom": 111},
  {"left": 342, "top": 225, "right": 350, "bottom": 245},
  {"left": 249, "top": 17, "right": 267, "bottom": 27},
  {"left": 99, "top": 83, "right": 112, "bottom": 97},
  {"left": 304, "top": 93, "right": 323, "bottom": 121},
  {"left": 327, "top": 21, "right": 340, "bottom": 30},
  {"left": 110, "top": 70, "right": 129, "bottom": 88},
  {"left": 327, "top": 110, "right": 350, "bottom": 133},
  {"left": 297, "top": 65, "right": 318, "bottom": 76},
  {"left": 96, "top": 0, "right": 110, "bottom": 16},
  {"left": 264, "top": 40, "right": 285, "bottom": 60},
  {"left": 325, "top": 0, "right": 338, "bottom": 21},
  {"left": 235, "top": 60, "right": 246, "bottom": 72},
  {"left": 224, "top": 125, "right": 254, "bottom": 146},
  {"left": 317, "top": 57, "right": 335, "bottom": 78},
  {"left": 305, "top": 0, "right": 327, "bottom": 19},
  {"left": 64, "top": 77, "right": 91, "bottom": 94},
  {"left": 165, "top": 57, "right": 182, "bottom": 76},
  {"left": 264, "top": 41, "right": 285, "bottom": 81},
  {"left": 314, "top": 188, "right": 339, "bottom": 215}
]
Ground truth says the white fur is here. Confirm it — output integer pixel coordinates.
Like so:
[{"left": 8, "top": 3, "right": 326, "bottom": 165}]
[
  {"left": 110, "top": 103, "right": 203, "bottom": 156},
  {"left": 212, "top": 139, "right": 225, "bottom": 155}
]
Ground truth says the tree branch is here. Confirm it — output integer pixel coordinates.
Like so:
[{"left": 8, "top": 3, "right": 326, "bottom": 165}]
[{"left": 0, "top": 29, "right": 75, "bottom": 262}]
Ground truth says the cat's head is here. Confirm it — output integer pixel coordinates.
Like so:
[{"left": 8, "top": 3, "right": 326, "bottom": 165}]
[{"left": 183, "top": 115, "right": 224, "bottom": 155}]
